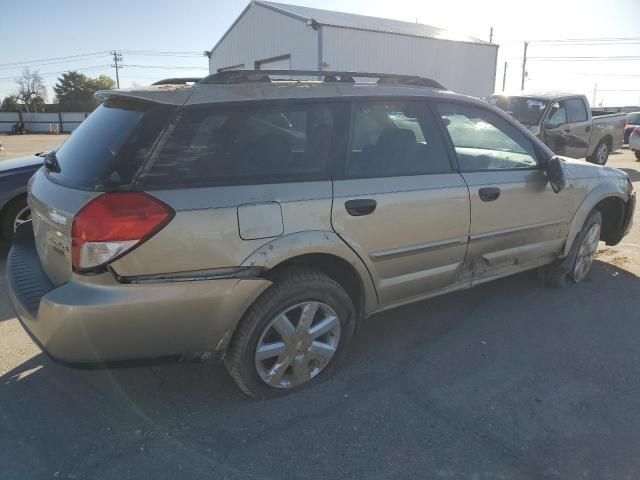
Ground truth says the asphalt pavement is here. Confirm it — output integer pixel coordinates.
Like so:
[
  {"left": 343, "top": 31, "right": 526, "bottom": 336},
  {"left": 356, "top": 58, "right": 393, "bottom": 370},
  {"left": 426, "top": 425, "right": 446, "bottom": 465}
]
[{"left": 1, "top": 149, "right": 639, "bottom": 480}]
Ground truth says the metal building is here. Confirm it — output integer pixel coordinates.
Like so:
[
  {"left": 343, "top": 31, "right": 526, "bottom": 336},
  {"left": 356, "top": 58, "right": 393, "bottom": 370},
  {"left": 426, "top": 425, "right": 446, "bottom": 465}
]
[{"left": 207, "top": 1, "right": 499, "bottom": 97}]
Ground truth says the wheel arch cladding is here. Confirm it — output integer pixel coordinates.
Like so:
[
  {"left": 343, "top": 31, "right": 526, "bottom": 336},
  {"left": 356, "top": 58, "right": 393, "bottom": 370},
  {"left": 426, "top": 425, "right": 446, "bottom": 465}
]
[
  {"left": 241, "top": 230, "right": 379, "bottom": 317},
  {"left": 563, "top": 186, "right": 628, "bottom": 256}
]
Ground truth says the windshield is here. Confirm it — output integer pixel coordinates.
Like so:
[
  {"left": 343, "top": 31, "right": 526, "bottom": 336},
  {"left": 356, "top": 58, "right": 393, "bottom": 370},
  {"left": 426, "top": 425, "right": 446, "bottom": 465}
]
[
  {"left": 628, "top": 113, "right": 640, "bottom": 125},
  {"left": 487, "top": 95, "right": 549, "bottom": 126},
  {"left": 48, "top": 98, "right": 174, "bottom": 190}
]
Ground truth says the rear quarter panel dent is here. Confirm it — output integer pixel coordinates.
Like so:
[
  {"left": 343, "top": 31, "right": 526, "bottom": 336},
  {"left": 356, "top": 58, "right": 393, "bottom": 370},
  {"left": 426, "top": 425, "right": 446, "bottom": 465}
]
[{"left": 240, "top": 230, "right": 379, "bottom": 313}]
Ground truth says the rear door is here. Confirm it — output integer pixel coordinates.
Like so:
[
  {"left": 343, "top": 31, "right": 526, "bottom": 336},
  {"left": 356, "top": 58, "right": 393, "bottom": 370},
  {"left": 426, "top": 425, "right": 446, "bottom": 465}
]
[
  {"left": 110, "top": 100, "right": 350, "bottom": 278},
  {"left": 564, "top": 98, "right": 591, "bottom": 158},
  {"left": 331, "top": 100, "right": 470, "bottom": 306},
  {"left": 436, "top": 102, "right": 572, "bottom": 283}
]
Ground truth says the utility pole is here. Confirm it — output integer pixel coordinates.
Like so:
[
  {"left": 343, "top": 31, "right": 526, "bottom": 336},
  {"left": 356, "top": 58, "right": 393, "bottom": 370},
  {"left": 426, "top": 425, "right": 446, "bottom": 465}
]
[
  {"left": 592, "top": 83, "right": 598, "bottom": 105},
  {"left": 520, "top": 41, "right": 528, "bottom": 91},
  {"left": 502, "top": 61, "right": 508, "bottom": 91},
  {"left": 489, "top": 27, "right": 494, "bottom": 43},
  {"left": 111, "top": 51, "right": 123, "bottom": 88}
]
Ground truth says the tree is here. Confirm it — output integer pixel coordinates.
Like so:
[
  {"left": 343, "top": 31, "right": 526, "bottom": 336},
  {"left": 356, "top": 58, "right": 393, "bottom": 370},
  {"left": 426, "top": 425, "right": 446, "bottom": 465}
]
[
  {"left": 90, "top": 75, "right": 115, "bottom": 91},
  {"left": 1, "top": 95, "right": 19, "bottom": 111},
  {"left": 14, "top": 68, "right": 47, "bottom": 112},
  {"left": 53, "top": 71, "right": 115, "bottom": 109}
]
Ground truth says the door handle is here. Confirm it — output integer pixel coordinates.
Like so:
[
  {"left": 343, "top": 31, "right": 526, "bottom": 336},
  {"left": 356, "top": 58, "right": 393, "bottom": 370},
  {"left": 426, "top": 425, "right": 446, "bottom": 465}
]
[
  {"left": 479, "top": 187, "right": 501, "bottom": 202},
  {"left": 345, "top": 199, "right": 377, "bottom": 216}
]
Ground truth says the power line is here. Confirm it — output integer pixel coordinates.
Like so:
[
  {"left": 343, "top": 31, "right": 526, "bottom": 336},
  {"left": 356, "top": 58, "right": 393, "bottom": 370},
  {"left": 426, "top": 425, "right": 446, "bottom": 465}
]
[
  {"left": 0, "top": 51, "right": 109, "bottom": 68},
  {"left": 0, "top": 50, "right": 204, "bottom": 69},
  {"left": 0, "top": 65, "right": 111, "bottom": 81},
  {"left": 122, "top": 64, "right": 208, "bottom": 70},
  {"left": 0, "top": 55, "right": 108, "bottom": 71},
  {"left": 531, "top": 36, "right": 640, "bottom": 43},
  {"left": 557, "top": 72, "right": 640, "bottom": 77},
  {"left": 529, "top": 56, "right": 640, "bottom": 61}
]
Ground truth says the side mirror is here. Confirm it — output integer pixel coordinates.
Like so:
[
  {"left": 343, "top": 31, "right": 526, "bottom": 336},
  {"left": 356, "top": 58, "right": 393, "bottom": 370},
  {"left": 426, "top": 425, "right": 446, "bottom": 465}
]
[{"left": 544, "top": 156, "right": 566, "bottom": 193}]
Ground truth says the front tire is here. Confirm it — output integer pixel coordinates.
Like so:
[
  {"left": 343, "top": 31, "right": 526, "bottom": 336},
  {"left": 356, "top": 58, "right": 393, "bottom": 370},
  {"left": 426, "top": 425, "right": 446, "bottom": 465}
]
[
  {"left": 225, "top": 268, "right": 356, "bottom": 399},
  {"left": 1, "top": 196, "right": 30, "bottom": 244},
  {"left": 538, "top": 210, "right": 602, "bottom": 286}
]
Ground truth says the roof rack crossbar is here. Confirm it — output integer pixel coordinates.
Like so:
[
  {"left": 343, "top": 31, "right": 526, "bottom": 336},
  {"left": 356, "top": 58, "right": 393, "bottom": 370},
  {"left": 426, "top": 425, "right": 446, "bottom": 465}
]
[
  {"left": 152, "top": 77, "right": 203, "bottom": 86},
  {"left": 199, "top": 70, "right": 445, "bottom": 89}
]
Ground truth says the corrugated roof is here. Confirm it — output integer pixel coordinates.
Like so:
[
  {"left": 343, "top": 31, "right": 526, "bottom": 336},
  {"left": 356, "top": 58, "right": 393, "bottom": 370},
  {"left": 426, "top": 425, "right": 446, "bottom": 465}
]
[{"left": 257, "top": 1, "right": 492, "bottom": 45}]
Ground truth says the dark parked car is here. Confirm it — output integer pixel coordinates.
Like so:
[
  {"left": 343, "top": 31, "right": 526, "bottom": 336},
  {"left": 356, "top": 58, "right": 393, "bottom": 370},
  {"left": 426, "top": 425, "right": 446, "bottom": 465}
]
[{"left": 0, "top": 153, "right": 46, "bottom": 244}]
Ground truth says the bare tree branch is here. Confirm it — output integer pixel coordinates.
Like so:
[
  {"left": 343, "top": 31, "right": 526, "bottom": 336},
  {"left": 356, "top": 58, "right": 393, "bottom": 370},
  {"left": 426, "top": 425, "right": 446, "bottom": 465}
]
[{"left": 14, "top": 67, "right": 47, "bottom": 112}]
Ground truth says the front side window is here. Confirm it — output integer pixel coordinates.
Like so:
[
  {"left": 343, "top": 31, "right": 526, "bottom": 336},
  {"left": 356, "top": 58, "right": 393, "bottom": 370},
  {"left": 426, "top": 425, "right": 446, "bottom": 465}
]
[
  {"left": 437, "top": 103, "right": 538, "bottom": 171},
  {"left": 546, "top": 102, "right": 567, "bottom": 128},
  {"left": 566, "top": 99, "right": 588, "bottom": 123},
  {"left": 346, "top": 101, "right": 451, "bottom": 177},
  {"left": 141, "top": 102, "right": 347, "bottom": 187}
]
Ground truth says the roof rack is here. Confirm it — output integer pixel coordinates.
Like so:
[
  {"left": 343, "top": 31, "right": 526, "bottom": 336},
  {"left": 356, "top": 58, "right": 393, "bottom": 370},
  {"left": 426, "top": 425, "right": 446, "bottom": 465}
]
[
  {"left": 152, "top": 77, "right": 203, "bottom": 86},
  {"left": 199, "top": 70, "right": 445, "bottom": 89}
]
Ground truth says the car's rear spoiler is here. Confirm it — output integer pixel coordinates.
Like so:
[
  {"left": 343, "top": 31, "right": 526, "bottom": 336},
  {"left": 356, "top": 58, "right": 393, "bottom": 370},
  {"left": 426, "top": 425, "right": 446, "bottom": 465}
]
[{"left": 94, "top": 85, "right": 194, "bottom": 106}]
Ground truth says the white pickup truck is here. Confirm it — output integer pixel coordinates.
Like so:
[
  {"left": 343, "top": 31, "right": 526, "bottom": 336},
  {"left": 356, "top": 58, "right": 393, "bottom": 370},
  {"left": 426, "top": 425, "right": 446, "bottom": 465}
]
[{"left": 488, "top": 93, "right": 626, "bottom": 165}]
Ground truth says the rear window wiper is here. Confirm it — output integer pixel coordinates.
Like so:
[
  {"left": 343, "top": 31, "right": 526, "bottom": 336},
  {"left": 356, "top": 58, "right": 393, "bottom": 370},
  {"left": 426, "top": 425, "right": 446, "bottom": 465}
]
[{"left": 43, "top": 151, "right": 61, "bottom": 173}]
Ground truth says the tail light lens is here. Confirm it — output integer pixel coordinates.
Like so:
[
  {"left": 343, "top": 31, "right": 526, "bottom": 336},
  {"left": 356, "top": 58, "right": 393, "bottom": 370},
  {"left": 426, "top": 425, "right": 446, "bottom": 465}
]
[
  {"left": 71, "top": 192, "right": 174, "bottom": 271},
  {"left": 633, "top": 127, "right": 640, "bottom": 137}
]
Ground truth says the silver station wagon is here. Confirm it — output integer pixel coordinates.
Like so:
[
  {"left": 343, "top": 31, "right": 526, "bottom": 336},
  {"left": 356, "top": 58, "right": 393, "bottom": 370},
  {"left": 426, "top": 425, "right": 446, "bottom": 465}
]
[{"left": 7, "top": 71, "right": 635, "bottom": 398}]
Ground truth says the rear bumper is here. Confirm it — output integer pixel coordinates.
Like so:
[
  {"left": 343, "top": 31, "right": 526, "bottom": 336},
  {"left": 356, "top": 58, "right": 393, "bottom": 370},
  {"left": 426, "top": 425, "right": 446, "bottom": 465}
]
[{"left": 7, "top": 223, "right": 271, "bottom": 363}]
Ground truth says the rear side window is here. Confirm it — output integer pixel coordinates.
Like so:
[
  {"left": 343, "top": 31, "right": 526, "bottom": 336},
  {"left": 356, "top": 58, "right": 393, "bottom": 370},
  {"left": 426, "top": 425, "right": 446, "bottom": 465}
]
[
  {"left": 140, "top": 102, "right": 348, "bottom": 187},
  {"left": 345, "top": 101, "right": 451, "bottom": 178},
  {"left": 566, "top": 98, "right": 588, "bottom": 123},
  {"left": 49, "top": 99, "right": 175, "bottom": 190}
]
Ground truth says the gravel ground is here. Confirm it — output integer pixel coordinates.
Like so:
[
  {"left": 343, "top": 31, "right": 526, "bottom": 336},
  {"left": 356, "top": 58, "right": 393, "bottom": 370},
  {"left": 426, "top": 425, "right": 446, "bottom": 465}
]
[
  {"left": 0, "top": 133, "right": 69, "bottom": 161},
  {"left": 0, "top": 148, "right": 639, "bottom": 480}
]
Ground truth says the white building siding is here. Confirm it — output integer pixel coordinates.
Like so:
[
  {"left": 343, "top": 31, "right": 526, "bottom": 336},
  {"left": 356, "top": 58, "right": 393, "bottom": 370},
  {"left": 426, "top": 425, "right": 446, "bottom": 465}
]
[
  {"left": 321, "top": 26, "right": 497, "bottom": 97},
  {"left": 210, "top": 4, "right": 318, "bottom": 73}
]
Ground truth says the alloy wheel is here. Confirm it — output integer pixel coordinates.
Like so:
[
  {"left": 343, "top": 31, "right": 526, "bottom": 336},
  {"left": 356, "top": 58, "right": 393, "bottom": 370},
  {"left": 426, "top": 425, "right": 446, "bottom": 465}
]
[
  {"left": 596, "top": 143, "right": 608, "bottom": 165},
  {"left": 255, "top": 301, "right": 341, "bottom": 389},
  {"left": 573, "top": 223, "right": 601, "bottom": 282}
]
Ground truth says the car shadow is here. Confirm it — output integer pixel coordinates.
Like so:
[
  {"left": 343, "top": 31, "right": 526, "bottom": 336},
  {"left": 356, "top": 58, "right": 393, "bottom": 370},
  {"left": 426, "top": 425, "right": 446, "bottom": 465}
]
[
  {"left": 0, "top": 245, "right": 14, "bottom": 322},
  {"left": 620, "top": 168, "right": 640, "bottom": 182},
  {"left": 1, "top": 259, "right": 639, "bottom": 478}
]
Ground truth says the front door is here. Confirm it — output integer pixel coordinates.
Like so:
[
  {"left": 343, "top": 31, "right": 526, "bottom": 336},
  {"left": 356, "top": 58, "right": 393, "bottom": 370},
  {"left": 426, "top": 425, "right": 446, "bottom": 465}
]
[
  {"left": 542, "top": 101, "right": 571, "bottom": 156},
  {"left": 331, "top": 100, "right": 470, "bottom": 306},
  {"left": 436, "top": 102, "right": 572, "bottom": 283}
]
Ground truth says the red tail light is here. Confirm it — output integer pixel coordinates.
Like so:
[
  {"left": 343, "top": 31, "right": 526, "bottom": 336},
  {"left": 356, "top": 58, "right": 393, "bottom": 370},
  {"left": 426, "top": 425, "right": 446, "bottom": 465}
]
[
  {"left": 72, "top": 192, "right": 174, "bottom": 271},
  {"left": 632, "top": 127, "right": 640, "bottom": 138}
]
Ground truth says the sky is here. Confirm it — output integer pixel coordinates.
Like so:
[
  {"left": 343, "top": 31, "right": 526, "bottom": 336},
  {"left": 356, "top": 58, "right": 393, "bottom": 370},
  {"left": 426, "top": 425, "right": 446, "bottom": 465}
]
[{"left": 1, "top": 0, "right": 639, "bottom": 106}]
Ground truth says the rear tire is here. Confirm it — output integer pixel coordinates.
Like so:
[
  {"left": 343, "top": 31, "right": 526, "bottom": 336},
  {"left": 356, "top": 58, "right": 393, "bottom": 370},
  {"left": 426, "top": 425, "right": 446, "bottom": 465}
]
[
  {"left": 225, "top": 268, "right": 356, "bottom": 399},
  {"left": 538, "top": 210, "right": 602, "bottom": 287},
  {"left": 1, "top": 196, "right": 30, "bottom": 244},
  {"left": 589, "top": 140, "right": 609, "bottom": 165}
]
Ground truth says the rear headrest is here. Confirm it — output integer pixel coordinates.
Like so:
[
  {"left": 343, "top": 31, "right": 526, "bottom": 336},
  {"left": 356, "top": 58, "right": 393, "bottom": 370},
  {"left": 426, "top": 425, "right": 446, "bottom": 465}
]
[{"left": 377, "top": 128, "right": 417, "bottom": 150}]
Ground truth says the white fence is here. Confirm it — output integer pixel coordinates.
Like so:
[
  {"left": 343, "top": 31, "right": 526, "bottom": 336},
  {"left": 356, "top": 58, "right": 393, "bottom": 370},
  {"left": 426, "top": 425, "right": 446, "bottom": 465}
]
[{"left": 0, "top": 111, "right": 88, "bottom": 133}]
